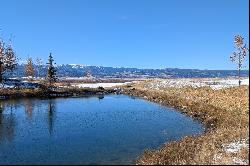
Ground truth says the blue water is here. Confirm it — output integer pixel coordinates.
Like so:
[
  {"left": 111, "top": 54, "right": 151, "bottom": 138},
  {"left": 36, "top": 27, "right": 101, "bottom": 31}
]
[{"left": 0, "top": 95, "right": 204, "bottom": 165}]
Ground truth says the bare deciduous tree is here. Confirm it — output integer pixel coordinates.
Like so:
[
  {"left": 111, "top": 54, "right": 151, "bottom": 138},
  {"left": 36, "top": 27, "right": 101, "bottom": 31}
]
[
  {"left": 25, "top": 57, "right": 34, "bottom": 78},
  {"left": 0, "top": 40, "right": 5, "bottom": 83},
  {"left": 0, "top": 40, "right": 17, "bottom": 83},
  {"left": 4, "top": 44, "right": 17, "bottom": 72},
  {"left": 230, "top": 35, "right": 249, "bottom": 86},
  {"left": 36, "top": 58, "right": 43, "bottom": 78}
]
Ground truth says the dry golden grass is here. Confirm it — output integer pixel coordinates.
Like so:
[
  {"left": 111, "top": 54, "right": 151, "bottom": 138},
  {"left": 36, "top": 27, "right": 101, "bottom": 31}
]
[
  {"left": 0, "top": 86, "right": 113, "bottom": 99},
  {"left": 123, "top": 81, "right": 249, "bottom": 165},
  {"left": 0, "top": 88, "right": 44, "bottom": 96}
]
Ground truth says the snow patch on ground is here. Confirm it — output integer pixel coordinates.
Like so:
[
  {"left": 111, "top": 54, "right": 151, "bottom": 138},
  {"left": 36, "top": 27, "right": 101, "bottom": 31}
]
[
  {"left": 213, "top": 139, "right": 249, "bottom": 165},
  {"left": 146, "top": 78, "right": 249, "bottom": 90},
  {"left": 231, "top": 157, "right": 247, "bottom": 165},
  {"left": 0, "top": 84, "right": 15, "bottom": 88},
  {"left": 0, "top": 81, "right": 40, "bottom": 89},
  {"left": 62, "top": 76, "right": 96, "bottom": 80},
  {"left": 74, "top": 82, "right": 132, "bottom": 88},
  {"left": 223, "top": 139, "right": 249, "bottom": 153}
]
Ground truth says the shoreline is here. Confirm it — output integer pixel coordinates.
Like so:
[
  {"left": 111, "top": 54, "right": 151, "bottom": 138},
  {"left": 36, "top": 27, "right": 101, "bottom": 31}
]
[
  {"left": 0, "top": 83, "right": 249, "bottom": 165},
  {"left": 122, "top": 84, "right": 249, "bottom": 165},
  {"left": 0, "top": 87, "right": 121, "bottom": 100},
  {"left": 123, "top": 88, "right": 214, "bottom": 131}
]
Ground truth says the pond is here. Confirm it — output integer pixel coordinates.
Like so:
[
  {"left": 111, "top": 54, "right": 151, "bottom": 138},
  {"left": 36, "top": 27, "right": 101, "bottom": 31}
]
[{"left": 0, "top": 95, "right": 204, "bottom": 165}]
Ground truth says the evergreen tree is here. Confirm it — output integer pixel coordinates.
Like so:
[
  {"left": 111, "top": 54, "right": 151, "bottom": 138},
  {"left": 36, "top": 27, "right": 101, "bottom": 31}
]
[
  {"left": 25, "top": 57, "right": 34, "bottom": 78},
  {"left": 46, "top": 53, "right": 57, "bottom": 86}
]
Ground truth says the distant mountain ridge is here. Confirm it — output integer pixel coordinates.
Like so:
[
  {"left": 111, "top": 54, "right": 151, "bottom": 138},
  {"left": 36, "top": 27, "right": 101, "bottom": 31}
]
[{"left": 9, "top": 64, "right": 249, "bottom": 78}]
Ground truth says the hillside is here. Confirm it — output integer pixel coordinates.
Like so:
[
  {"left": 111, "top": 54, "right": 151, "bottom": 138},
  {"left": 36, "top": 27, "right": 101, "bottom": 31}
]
[{"left": 8, "top": 64, "right": 249, "bottom": 79}]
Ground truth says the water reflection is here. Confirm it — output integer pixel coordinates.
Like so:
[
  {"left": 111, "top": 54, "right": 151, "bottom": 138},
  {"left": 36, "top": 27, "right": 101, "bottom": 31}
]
[
  {"left": 0, "top": 98, "right": 58, "bottom": 141},
  {"left": 97, "top": 95, "right": 105, "bottom": 100},
  {"left": 0, "top": 104, "right": 16, "bottom": 143},
  {"left": 48, "top": 99, "right": 56, "bottom": 135},
  {"left": 0, "top": 95, "right": 204, "bottom": 165},
  {"left": 129, "top": 96, "right": 136, "bottom": 100},
  {"left": 0, "top": 99, "right": 20, "bottom": 112},
  {"left": 24, "top": 99, "right": 34, "bottom": 120}
]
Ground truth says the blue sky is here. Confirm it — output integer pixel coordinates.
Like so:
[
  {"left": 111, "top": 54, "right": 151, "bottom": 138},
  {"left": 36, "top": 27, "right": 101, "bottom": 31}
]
[{"left": 0, "top": 0, "right": 249, "bottom": 69}]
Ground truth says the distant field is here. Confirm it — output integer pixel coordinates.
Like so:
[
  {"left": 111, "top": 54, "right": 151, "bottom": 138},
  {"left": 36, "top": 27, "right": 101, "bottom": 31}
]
[{"left": 141, "top": 77, "right": 249, "bottom": 90}]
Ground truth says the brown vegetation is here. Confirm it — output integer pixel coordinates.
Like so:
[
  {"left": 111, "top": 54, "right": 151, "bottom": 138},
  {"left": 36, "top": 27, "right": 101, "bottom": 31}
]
[
  {"left": 123, "top": 82, "right": 249, "bottom": 165},
  {"left": 0, "top": 86, "right": 116, "bottom": 99},
  {"left": 25, "top": 57, "right": 34, "bottom": 77}
]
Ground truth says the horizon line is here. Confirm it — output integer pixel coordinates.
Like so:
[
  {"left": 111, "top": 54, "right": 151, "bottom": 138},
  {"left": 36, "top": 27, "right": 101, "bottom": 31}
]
[{"left": 17, "top": 63, "right": 249, "bottom": 71}]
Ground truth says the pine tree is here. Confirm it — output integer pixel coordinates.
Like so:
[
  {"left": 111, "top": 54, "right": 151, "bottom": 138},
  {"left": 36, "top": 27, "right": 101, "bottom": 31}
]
[
  {"left": 230, "top": 35, "right": 249, "bottom": 86},
  {"left": 46, "top": 53, "right": 57, "bottom": 86},
  {"left": 25, "top": 57, "right": 34, "bottom": 78}
]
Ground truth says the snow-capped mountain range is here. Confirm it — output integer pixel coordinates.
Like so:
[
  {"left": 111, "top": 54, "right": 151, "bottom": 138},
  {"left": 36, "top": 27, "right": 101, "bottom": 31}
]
[{"left": 8, "top": 64, "right": 249, "bottom": 78}]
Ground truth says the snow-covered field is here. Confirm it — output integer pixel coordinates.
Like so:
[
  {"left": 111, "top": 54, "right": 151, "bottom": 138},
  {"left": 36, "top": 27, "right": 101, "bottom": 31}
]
[
  {"left": 74, "top": 82, "right": 132, "bottom": 88},
  {"left": 1, "top": 78, "right": 249, "bottom": 90},
  {"left": 0, "top": 80, "right": 40, "bottom": 89},
  {"left": 146, "top": 78, "right": 249, "bottom": 90}
]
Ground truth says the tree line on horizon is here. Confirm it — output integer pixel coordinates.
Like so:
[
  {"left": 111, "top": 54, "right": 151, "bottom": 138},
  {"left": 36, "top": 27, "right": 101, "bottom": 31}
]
[
  {"left": 0, "top": 38, "right": 57, "bottom": 86},
  {"left": 0, "top": 34, "right": 249, "bottom": 86},
  {"left": 22, "top": 53, "right": 58, "bottom": 86}
]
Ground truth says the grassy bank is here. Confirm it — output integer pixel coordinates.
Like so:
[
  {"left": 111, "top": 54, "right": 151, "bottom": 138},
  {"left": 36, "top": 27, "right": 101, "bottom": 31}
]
[
  {"left": 0, "top": 87, "right": 117, "bottom": 99},
  {"left": 123, "top": 83, "right": 249, "bottom": 165}
]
